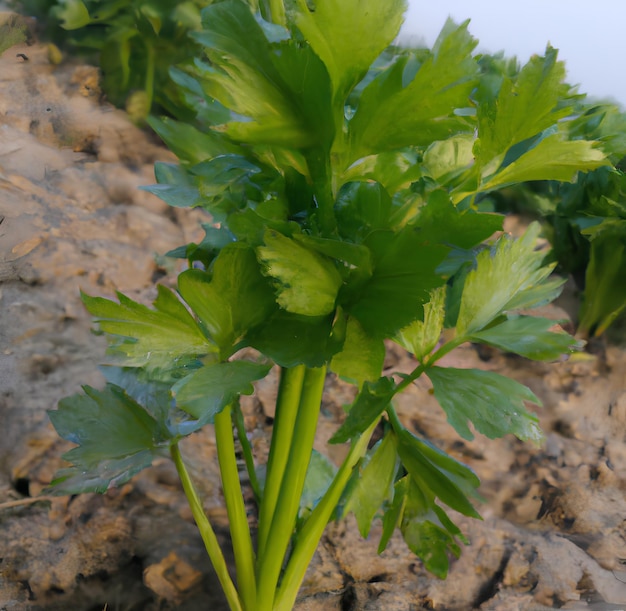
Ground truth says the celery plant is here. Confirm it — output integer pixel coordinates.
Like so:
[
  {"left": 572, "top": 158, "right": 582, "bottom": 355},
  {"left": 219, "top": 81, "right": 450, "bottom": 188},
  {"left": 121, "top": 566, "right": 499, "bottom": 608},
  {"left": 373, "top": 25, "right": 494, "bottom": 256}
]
[{"left": 48, "top": 1, "right": 609, "bottom": 609}]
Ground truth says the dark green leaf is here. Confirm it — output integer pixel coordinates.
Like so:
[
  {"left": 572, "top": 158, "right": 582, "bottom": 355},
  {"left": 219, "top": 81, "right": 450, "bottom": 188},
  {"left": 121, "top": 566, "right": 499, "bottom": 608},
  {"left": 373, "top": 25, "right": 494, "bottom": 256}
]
[
  {"left": 173, "top": 361, "right": 272, "bottom": 423},
  {"left": 100, "top": 366, "right": 172, "bottom": 428},
  {"left": 335, "top": 181, "right": 394, "bottom": 241},
  {"left": 399, "top": 476, "right": 464, "bottom": 579},
  {"left": 427, "top": 366, "right": 542, "bottom": 442},
  {"left": 148, "top": 116, "right": 240, "bottom": 165},
  {"left": 342, "top": 432, "right": 399, "bottom": 537},
  {"left": 378, "top": 476, "right": 408, "bottom": 553},
  {"left": 140, "top": 183, "right": 202, "bottom": 209},
  {"left": 245, "top": 310, "right": 335, "bottom": 368},
  {"left": 396, "top": 428, "right": 481, "bottom": 518},
  {"left": 177, "top": 244, "right": 276, "bottom": 354},
  {"left": 48, "top": 384, "right": 167, "bottom": 494},
  {"left": 330, "top": 377, "right": 395, "bottom": 443},
  {"left": 166, "top": 223, "right": 235, "bottom": 268},
  {"left": 412, "top": 190, "right": 503, "bottom": 250},
  {"left": 348, "top": 228, "right": 448, "bottom": 337}
]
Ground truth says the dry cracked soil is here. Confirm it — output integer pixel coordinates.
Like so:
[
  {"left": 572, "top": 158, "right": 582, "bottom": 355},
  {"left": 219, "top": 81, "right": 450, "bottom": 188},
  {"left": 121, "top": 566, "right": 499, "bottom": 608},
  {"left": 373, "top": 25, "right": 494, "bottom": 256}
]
[{"left": 0, "top": 14, "right": 625, "bottom": 611}]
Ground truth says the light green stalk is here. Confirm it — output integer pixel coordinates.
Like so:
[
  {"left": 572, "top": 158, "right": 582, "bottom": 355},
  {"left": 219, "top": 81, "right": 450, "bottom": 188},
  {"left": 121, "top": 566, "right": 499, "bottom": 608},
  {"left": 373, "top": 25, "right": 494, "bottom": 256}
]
[
  {"left": 215, "top": 405, "right": 257, "bottom": 610},
  {"left": 170, "top": 442, "right": 243, "bottom": 611},
  {"left": 256, "top": 366, "right": 327, "bottom": 611},
  {"left": 273, "top": 419, "right": 379, "bottom": 611},
  {"left": 257, "top": 365, "right": 306, "bottom": 560}
]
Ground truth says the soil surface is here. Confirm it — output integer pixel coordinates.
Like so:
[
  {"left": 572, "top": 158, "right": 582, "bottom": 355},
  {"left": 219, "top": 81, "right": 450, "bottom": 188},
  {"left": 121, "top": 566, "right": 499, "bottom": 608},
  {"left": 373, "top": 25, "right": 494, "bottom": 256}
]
[{"left": 1, "top": 20, "right": 625, "bottom": 611}]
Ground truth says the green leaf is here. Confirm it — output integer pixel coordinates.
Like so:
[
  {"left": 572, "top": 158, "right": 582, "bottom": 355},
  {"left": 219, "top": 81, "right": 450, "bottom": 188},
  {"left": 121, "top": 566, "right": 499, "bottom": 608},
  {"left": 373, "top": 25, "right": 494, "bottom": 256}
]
[
  {"left": 502, "top": 276, "right": 566, "bottom": 312},
  {"left": 427, "top": 366, "right": 543, "bottom": 442},
  {"left": 335, "top": 181, "right": 394, "bottom": 241},
  {"left": 399, "top": 476, "right": 465, "bottom": 579},
  {"left": 412, "top": 189, "right": 504, "bottom": 251},
  {"left": 177, "top": 244, "right": 276, "bottom": 354},
  {"left": 193, "top": 1, "right": 333, "bottom": 150},
  {"left": 166, "top": 223, "right": 235, "bottom": 268},
  {"left": 245, "top": 310, "right": 335, "bottom": 368},
  {"left": 396, "top": 428, "right": 481, "bottom": 518},
  {"left": 100, "top": 366, "right": 172, "bottom": 427},
  {"left": 469, "top": 315, "right": 580, "bottom": 361},
  {"left": 293, "top": 0, "right": 407, "bottom": 101},
  {"left": 348, "top": 20, "right": 478, "bottom": 160},
  {"left": 348, "top": 228, "right": 448, "bottom": 337},
  {"left": 455, "top": 223, "right": 555, "bottom": 336},
  {"left": 330, "top": 377, "right": 395, "bottom": 443},
  {"left": 257, "top": 229, "right": 342, "bottom": 316},
  {"left": 474, "top": 46, "right": 573, "bottom": 169},
  {"left": 340, "top": 151, "right": 423, "bottom": 196},
  {"left": 141, "top": 163, "right": 202, "bottom": 209},
  {"left": 378, "top": 476, "right": 408, "bottom": 553},
  {"left": 82, "top": 286, "right": 216, "bottom": 374},
  {"left": 173, "top": 361, "right": 272, "bottom": 423},
  {"left": 167, "top": 66, "right": 232, "bottom": 126},
  {"left": 480, "top": 135, "right": 609, "bottom": 192},
  {"left": 343, "top": 432, "right": 399, "bottom": 537},
  {"left": 579, "top": 227, "right": 626, "bottom": 336},
  {"left": 395, "top": 286, "right": 446, "bottom": 360},
  {"left": 423, "top": 134, "right": 475, "bottom": 184},
  {"left": 330, "top": 315, "right": 385, "bottom": 386},
  {"left": 48, "top": 384, "right": 167, "bottom": 494},
  {"left": 147, "top": 116, "right": 240, "bottom": 166}
]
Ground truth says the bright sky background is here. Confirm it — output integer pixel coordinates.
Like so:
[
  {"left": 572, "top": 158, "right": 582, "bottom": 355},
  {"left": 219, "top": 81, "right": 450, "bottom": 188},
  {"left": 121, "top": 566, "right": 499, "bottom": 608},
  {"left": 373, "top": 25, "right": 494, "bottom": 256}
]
[{"left": 400, "top": 1, "right": 626, "bottom": 107}]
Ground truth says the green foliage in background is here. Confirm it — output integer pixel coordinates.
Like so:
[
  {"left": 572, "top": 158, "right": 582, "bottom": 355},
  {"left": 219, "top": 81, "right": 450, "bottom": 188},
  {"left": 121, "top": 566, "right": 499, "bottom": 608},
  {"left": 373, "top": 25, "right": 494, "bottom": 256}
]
[
  {"left": 489, "top": 100, "right": 626, "bottom": 337},
  {"left": 17, "top": 0, "right": 216, "bottom": 119}
]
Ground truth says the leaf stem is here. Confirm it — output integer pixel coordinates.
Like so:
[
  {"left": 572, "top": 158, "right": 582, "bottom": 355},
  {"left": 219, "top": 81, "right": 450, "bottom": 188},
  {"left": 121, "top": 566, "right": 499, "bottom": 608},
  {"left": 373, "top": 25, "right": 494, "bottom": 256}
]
[
  {"left": 308, "top": 150, "right": 337, "bottom": 236},
  {"left": 393, "top": 336, "right": 465, "bottom": 396},
  {"left": 256, "top": 366, "right": 327, "bottom": 611},
  {"left": 232, "top": 398, "right": 261, "bottom": 502},
  {"left": 215, "top": 404, "right": 257, "bottom": 610},
  {"left": 170, "top": 442, "right": 243, "bottom": 611},
  {"left": 257, "top": 365, "right": 306, "bottom": 559},
  {"left": 273, "top": 418, "right": 380, "bottom": 611}
]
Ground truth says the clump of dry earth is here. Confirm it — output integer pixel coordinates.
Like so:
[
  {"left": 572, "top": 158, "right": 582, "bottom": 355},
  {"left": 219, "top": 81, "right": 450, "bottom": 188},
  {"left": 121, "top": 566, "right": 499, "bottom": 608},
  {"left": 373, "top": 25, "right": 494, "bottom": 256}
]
[{"left": 0, "top": 22, "right": 625, "bottom": 611}]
